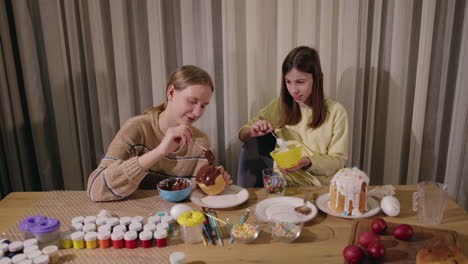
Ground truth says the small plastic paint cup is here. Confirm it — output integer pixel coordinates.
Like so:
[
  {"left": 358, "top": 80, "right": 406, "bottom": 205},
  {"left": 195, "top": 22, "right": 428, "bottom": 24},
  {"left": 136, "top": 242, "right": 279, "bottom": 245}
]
[
  {"left": 161, "top": 215, "right": 175, "bottom": 233},
  {"left": 156, "top": 212, "right": 168, "bottom": 218},
  {"left": 95, "top": 217, "right": 108, "bottom": 227},
  {"left": 124, "top": 231, "right": 137, "bottom": 249},
  {"left": 169, "top": 252, "right": 186, "bottom": 264},
  {"left": 20, "top": 216, "right": 47, "bottom": 240},
  {"left": 31, "top": 218, "right": 61, "bottom": 247},
  {"left": 0, "top": 244, "right": 8, "bottom": 255},
  {"left": 70, "top": 231, "right": 85, "bottom": 249},
  {"left": 156, "top": 222, "right": 169, "bottom": 234},
  {"left": 139, "top": 231, "right": 153, "bottom": 248},
  {"left": 128, "top": 222, "right": 142, "bottom": 233},
  {"left": 119, "top": 217, "right": 132, "bottom": 228},
  {"left": 131, "top": 216, "right": 144, "bottom": 224},
  {"left": 147, "top": 216, "right": 161, "bottom": 225},
  {"left": 113, "top": 224, "right": 126, "bottom": 234},
  {"left": 97, "top": 230, "right": 111, "bottom": 249},
  {"left": 97, "top": 225, "right": 111, "bottom": 233},
  {"left": 84, "top": 232, "right": 97, "bottom": 249},
  {"left": 22, "top": 239, "right": 37, "bottom": 249},
  {"left": 60, "top": 231, "right": 73, "bottom": 249},
  {"left": 83, "top": 216, "right": 96, "bottom": 225},
  {"left": 82, "top": 223, "right": 96, "bottom": 233},
  {"left": 111, "top": 231, "right": 124, "bottom": 249},
  {"left": 23, "top": 245, "right": 39, "bottom": 255},
  {"left": 0, "top": 257, "right": 11, "bottom": 264},
  {"left": 106, "top": 217, "right": 119, "bottom": 228},
  {"left": 11, "top": 253, "right": 26, "bottom": 263},
  {"left": 70, "top": 223, "right": 83, "bottom": 232},
  {"left": 143, "top": 223, "right": 157, "bottom": 233},
  {"left": 32, "top": 254, "right": 49, "bottom": 264},
  {"left": 18, "top": 259, "right": 33, "bottom": 264},
  {"left": 71, "top": 216, "right": 84, "bottom": 225},
  {"left": 25, "top": 250, "right": 42, "bottom": 260},
  {"left": 154, "top": 230, "right": 167, "bottom": 248},
  {"left": 8, "top": 241, "right": 24, "bottom": 255},
  {"left": 97, "top": 210, "right": 112, "bottom": 219},
  {"left": 41, "top": 245, "right": 58, "bottom": 264}
]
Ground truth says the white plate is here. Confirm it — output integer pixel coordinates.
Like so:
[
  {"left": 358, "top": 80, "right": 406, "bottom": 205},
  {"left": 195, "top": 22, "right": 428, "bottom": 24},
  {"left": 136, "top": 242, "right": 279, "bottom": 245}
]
[
  {"left": 316, "top": 193, "right": 381, "bottom": 219},
  {"left": 254, "top": 196, "right": 318, "bottom": 224},
  {"left": 190, "top": 184, "right": 249, "bottom": 209}
]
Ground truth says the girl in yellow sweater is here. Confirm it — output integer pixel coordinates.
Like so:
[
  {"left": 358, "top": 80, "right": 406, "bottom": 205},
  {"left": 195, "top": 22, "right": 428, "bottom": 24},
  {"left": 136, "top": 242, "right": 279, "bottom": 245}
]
[
  {"left": 88, "top": 65, "right": 231, "bottom": 201},
  {"left": 239, "top": 46, "right": 349, "bottom": 186}
]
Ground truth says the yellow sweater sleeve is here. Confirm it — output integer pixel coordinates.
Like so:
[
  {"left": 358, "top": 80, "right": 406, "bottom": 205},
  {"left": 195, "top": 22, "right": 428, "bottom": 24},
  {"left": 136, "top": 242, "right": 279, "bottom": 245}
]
[
  {"left": 239, "top": 99, "right": 281, "bottom": 131},
  {"left": 306, "top": 101, "right": 348, "bottom": 177}
]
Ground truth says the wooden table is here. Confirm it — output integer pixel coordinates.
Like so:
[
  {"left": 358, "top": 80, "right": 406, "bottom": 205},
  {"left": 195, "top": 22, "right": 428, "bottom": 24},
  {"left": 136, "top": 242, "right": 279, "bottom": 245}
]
[{"left": 1, "top": 186, "right": 467, "bottom": 263}]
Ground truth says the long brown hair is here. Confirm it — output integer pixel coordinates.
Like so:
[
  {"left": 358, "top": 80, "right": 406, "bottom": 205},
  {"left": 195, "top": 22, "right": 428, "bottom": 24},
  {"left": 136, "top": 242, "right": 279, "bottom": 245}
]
[
  {"left": 278, "top": 46, "right": 327, "bottom": 128},
  {"left": 146, "top": 65, "right": 214, "bottom": 113}
]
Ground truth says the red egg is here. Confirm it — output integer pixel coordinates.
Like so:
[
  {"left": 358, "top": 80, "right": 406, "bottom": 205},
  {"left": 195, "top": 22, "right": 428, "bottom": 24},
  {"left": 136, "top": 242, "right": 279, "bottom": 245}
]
[
  {"left": 358, "top": 231, "right": 380, "bottom": 248},
  {"left": 343, "top": 245, "right": 363, "bottom": 263},
  {"left": 370, "top": 218, "right": 388, "bottom": 234},
  {"left": 392, "top": 224, "right": 414, "bottom": 240},
  {"left": 368, "top": 241, "right": 386, "bottom": 258}
]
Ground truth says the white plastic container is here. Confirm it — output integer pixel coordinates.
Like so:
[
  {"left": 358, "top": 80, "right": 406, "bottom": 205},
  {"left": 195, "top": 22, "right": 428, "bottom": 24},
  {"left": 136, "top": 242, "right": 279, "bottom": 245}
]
[
  {"left": 11, "top": 253, "right": 26, "bottom": 264},
  {"left": 22, "top": 239, "right": 38, "bottom": 248},
  {"left": 23, "top": 245, "right": 39, "bottom": 255},
  {"left": 32, "top": 254, "right": 49, "bottom": 264},
  {"left": 71, "top": 216, "right": 84, "bottom": 225},
  {"left": 31, "top": 219, "right": 61, "bottom": 247},
  {"left": 8, "top": 241, "right": 24, "bottom": 255},
  {"left": 83, "top": 216, "right": 96, "bottom": 225},
  {"left": 177, "top": 211, "right": 205, "bottom": 244},
  {"left": 147, "top": 216, "right": 161, "bottom": 225},
  {"left": 25, "top": 250, "right": 42, "bottom": 260},
  {"left": 131, "top": 216, "right": 144, "bottom": 224},
  {"left": 82, "top": 223, "right": 96, "bottom": 233},
  {"left": 42, "top": 245, "right": 59, "bottom": 264}
]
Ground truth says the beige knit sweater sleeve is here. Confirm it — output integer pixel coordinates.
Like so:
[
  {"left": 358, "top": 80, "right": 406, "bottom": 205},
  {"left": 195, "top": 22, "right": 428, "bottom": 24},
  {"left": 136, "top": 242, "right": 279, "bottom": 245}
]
[{"left": 87, "top": 117, "right": 149, "bottom": 202}]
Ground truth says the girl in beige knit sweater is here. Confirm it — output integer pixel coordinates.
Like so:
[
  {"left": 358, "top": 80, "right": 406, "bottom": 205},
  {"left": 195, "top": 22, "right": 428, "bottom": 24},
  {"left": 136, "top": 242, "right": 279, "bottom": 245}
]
[{"left": 87, "top": 65, "right": 231, "bottom": 201}]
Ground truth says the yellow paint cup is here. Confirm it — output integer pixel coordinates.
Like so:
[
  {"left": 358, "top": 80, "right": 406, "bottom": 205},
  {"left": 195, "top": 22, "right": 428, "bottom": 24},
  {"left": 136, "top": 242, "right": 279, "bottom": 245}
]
[{"left": 270, "top": 145, "right": 303, "bottom": 169}]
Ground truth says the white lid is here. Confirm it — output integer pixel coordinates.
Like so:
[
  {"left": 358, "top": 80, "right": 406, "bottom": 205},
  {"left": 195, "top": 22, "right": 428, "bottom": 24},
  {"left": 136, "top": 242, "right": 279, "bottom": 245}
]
[
  {"left": 22, "top": 239, "right": 38, "bottom": 248},
  {"left": 131, "top": 216, "right": 144, "bottom": 223},
  {"left": 139, "top": 231, "right": 152, "bottom": 241},
  {"left": 11, "top": 253, "right": 26, "bottom": 263},
  {"left": 23, "top": 245, "right": 39, "bottom": 254},
  {"left": 41, "top": 245, "right": 58, "bottom": 255},
  {"left": 8, "top": 241, "right": 23, "bottom": 251},
  {"left": 60, "top": 231, "right": 72, "bottom": 240},
  {"left": 32, "top": 254, "right": 49, "bottom": 264},
  {"left": 0, "top": 244, "right": 8, "bottom": 253},
  {"left": 147, "top": 216, "right": 161, "bottom": 224},
  {"left": 129, "top": 222, "right": 142, "bottom": 232},
  {"left": 82, "top": 223, "right": 96, "bottom": 232},
  {"left": 71, "top": 223, "right": 83, "bottom": 231},
  {"left": 97, "top": 225, "right": 111, "bottom": 233},
  {"left": 71, "top": 216, "right": 84, "bottom": 224},
  {"left": 84, "top": 232, "right": 98, "bottom": 241},
  {"left": 97, "top": 230, "right": 111, "bottom": 240},
  {"left": 156, "top": 222, "right": 169, "bottom": 230},
  {"left": 18, "top": 260, "right": 33, "bottom": 264},
  {"left": 110, "top": 231, "right": 124, "bottom": 240},
  {"left": 113, "top": 225, "right": 126, "bottom": 233},
  {"left": 119, "top": 217, "right": 132, "bottom": 225},
  {"left": 25, "top": 250, "right": 42, "bottom": 260},
  {"left": 71, "top": 231, "right": 85, "bottom": 241},
  {"left": 98, "top": 209, "right": 112, "bottom": 218},
  {"left": 124, "top": 231, "right": 137, "bottom": 241},
  {"left": 96, "top": 216, "right": 108, "bottom": 226},
  {"left": 154, "top": 230, "right": 167, "bottom": 239},
  {"left": 106, "top": 217, "right": 119, "bottom": 226},
  {"left": 169, "top": 252, "right": 185, "bottom": 264},
  {"left": 143, "top": 223, "right": 157, "bottom": 232},
  {"left": 161, "top": 215, "right": 174, "bottom": 224},
  {"left": 84, "top": 216, "right": 97, "bottom": 224},
  {"left": 0, "top": 257, "right": 11, "bottom": 264}
]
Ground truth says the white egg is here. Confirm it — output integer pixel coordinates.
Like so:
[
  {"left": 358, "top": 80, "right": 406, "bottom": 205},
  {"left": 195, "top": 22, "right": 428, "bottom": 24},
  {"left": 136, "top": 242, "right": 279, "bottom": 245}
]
[
  {"left": 380, "top": 195, "right": 400, "bottom": 217},
  {"left": 170, "top": 204, "right": 194, "bottom": 220}
]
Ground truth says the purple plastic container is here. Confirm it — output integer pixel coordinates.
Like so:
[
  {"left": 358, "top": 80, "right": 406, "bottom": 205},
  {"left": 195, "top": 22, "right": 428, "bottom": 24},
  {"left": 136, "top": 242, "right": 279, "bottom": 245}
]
[
  {"left": 19, "top": 216, "right": 47, "bottom": 239},
  {"left": 31, "top": 218, "right": 61, "bottom": 247}
]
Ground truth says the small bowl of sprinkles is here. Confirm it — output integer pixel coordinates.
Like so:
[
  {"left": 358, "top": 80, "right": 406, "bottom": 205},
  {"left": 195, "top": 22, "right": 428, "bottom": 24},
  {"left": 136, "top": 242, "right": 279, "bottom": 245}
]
[
  {"left": 227, "top": 217, "right": 262, "bottom": 244},
  {"left": 268, "top": 215, "right": 303, "bottom": 243}
]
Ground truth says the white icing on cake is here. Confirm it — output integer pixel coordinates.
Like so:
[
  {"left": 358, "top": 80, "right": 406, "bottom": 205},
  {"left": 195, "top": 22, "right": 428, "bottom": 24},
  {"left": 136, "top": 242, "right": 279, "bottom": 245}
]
[{"left": 330, "top": 167, "right": 369, "bottom": 216}]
